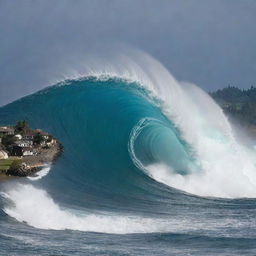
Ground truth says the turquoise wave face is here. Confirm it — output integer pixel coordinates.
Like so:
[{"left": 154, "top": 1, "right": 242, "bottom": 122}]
[
  {"left": 0, "top": 78, "right": 197, "bottom": 205},
  {"left": 1, "top": 80, "right": 256, "bottom": 256}
]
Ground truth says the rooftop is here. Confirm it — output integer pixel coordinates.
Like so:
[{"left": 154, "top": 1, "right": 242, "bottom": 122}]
[{"left": 0, "top": 127, "right": 14, "bottom": 132}]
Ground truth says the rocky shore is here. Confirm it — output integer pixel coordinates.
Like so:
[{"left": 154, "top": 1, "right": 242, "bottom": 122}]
[{"left": 4, "top": 142, "right": 63, "bottom": 177}]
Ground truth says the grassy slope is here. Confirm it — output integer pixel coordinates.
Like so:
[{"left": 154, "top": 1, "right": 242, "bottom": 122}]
[{"left": 0, "top": 158, "right": 20, "bottom": 171}]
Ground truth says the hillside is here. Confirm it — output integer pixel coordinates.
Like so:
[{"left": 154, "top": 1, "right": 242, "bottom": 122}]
[{"left": 210, "top": 86, "right": 256, "bottom": 127}]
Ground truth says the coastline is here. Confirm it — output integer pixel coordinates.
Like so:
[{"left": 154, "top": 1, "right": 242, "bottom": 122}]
[
  {"left": 0, "top": 123, "right": 63, "bottom": 181},
  {"left": 0, "top": 141, "right": 62, "bottom": 180}
]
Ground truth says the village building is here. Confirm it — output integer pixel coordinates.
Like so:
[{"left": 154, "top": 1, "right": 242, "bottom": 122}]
[
  {"left": 9, "top": 145, "right": 22, "bottom": 156},
  {"left": 0, "top": 121, "right": 62, "bottom": 178},
  {"left": 23, "top": 131, "right": 35, "bottom": 141},
  {"left": 0, "top": 127, "right": 15, "bottom": 136},
  {"left": 46, "top": 139, "right": 57, "bottom": 147},
  {"left": 14, "top": 134, "right": 22, "bottom": 140},
  {"left": 9, "top": 145, "right": 35, "bottom": 157},
  {"left": 35, "top": 129, "right": 49, "bottom": 140},
  {"left": 14, "top": 140, "right": 33, "bottom": 147},
  {"left": 22, "top": 147, "right": 35, "bottom": 156}
]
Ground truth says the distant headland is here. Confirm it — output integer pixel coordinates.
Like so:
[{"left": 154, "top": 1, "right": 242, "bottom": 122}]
[
  {"left": 0, "top": 121, "right": 62, "bottom": 180},
  {"left": 210, "top": 86, "right": 256, "bottom": 138}
]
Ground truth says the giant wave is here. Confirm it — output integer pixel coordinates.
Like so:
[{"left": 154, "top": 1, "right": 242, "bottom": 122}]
[{"left": 1, "top": 53, "right": 256, "bottom": 233}]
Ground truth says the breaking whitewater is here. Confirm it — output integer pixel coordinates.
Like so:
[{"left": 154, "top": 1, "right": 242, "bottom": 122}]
[{"left": 1, "top": 54, "right": 256, "bottom": 255}]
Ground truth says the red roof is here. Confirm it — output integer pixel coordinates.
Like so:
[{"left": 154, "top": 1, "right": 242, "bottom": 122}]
[
  {"left": 35, "top": 129, "right": 49, "bottom": 136},
  {"left": 24, "top": 131, "right": 35, "bottom": 136}
]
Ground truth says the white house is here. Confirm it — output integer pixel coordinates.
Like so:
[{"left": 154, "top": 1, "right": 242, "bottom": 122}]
[
  {"left": 14, "top": 134, "right": 22, "bottom": 140},
  {"left": 22, "top": 148, "right": 35, "bottom": 156},
  {"left": 15, "top": 140, "right": 33, "bottom": 147},
  {"left": 23, "top": 132, "right": 35, "bottom": 141},
  {"left": 0, "top": 127, "right": 15, "bottom": 136}
]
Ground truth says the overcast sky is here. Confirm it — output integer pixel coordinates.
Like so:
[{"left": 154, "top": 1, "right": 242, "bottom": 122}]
[{"left": 0, "top": 0, "right": 256, "bottom": 105}]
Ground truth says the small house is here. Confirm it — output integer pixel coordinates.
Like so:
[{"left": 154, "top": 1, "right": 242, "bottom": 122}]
[
  {"left": 23, "top": 131, "right": 35, "bottom": 141},
  {"left": 14, "top": 134, "right": 22, "bottom": 140},
  {"left": 22, "top": 147, "right": 35, "bottom": 156},
  {"left": 9, "top": 145, "right": 35, "bottom": 157},
  {"left": 9, "top": 145, "right": 23, "bottom": 156},
  {"left": 0, "top": 127, "right": 15, "bottom": 136},
  {"left": 14, "top": 140, "right": 33, "bottom": 147},
  {"left": 35, "top": 129, "right": 49, "bottom": 140}
]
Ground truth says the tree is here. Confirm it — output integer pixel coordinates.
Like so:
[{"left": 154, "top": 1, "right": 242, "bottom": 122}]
[
  {"left": 33, "top": 132, "right": 44, "bottom": 145},
  {"left": 9, "top": 159, "right": 23, "bottom": 170},
  {"left": 2, "top": 135, "right": 16, "bottom": 148},
  {"left": 15, "top": 120, "right": 29, "bottom": 134},
  {"left": 7, "top": 159, "right": 25, "bottom": 176}
]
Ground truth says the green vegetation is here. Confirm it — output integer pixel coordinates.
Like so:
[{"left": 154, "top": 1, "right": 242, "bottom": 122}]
[
  {"left": 0, "top": 120, "right": 59, "bottom": 178},
  {"left": 0, "top": 159, "right": 15, "bottom": 171},
  {"left": 0, "top": 159, "right": 23, "bottom": 172},
  {"left": 210, "top": 86, "right": 256, "bottom": 126},
  {"left": 14, "top": 120, "right": 29, "bottom": 135},
  {"left": 33, "top": 132, "right": 44, "bottom": 145},
  {"left": 8, "top": 159, "right": 23, "bottom": 172},
  {"left": 1, "top": 135, "right": 16, "bottom": 148},
  {"left": 0, "top": 120, "right": 30, "bottom": 149}
]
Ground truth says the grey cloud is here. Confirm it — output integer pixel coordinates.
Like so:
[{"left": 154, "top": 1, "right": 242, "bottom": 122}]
[{"left": 0, "top": 0, "right": 256, "bottom": 105}]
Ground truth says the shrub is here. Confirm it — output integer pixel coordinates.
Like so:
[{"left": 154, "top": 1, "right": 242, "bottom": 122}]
[
  {"left": 9, "top": 159, "right": 23, "bottom": 171},
  {"left": 33, "top": 132, "right": 44, "bottom": 145},
  {"left": 15, "top": 120, "right": 29, "bottom": 135},
  {"left": 2, "top": 135, "right": 16, "bottom": 148}
]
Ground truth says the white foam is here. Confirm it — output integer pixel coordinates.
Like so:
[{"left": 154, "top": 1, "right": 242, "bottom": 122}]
[
  {"left": 1, "top": 184, "right": 254, "bottom": 236},
  {"left": 144, "top": 80, "right": 256, "bottom": 198},
  {"left": 4, "top": 49, "right": 256, "bottom": 198},
  {"left": 27, "top": 166, "right": 51, "bottom": 181},
  {"left": 2, "top": 184, "right": 170, "bottom": 233},
  {"left": 147, "top": 160, "right": 256, "bottom": 198},
  {"left": 108, "top": 51, "right": 256, "bottom": 198}
]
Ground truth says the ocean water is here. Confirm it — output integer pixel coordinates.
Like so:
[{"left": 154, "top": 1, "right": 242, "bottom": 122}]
[{"left": 1, "top": 76, "right": 256, "bottom": 255}]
